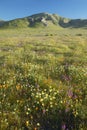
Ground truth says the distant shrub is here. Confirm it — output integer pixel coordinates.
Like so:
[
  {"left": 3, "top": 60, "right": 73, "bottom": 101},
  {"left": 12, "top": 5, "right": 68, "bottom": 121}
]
[
  {"left": 45, "top": 33, "right": 54, "bottom": 36},
  {"left": 76, "top": 33, "right": 82, "bottom": 36}
]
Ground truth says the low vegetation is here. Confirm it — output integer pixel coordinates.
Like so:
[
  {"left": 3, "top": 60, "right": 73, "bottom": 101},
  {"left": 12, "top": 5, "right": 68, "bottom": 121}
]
[{"left": 0, "top": 26, "right": 87, "bottom": 130}]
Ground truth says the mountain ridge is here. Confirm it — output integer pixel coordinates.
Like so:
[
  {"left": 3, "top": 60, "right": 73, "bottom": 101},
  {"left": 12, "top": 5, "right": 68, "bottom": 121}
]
[{"left": 0, "top": 12, "right": 87, "bottom": 29}]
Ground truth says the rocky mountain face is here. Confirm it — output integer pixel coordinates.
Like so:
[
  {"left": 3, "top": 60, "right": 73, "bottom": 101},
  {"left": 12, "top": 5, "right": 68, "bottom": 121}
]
[{"left": 0, "top": 12, "right": 87, "bottom": 28}]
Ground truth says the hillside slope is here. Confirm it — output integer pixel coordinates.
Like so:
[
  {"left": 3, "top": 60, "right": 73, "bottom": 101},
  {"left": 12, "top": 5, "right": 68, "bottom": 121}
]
[
  {"left": 0, "top": 20, "right": 5, "bottom": 26},
  {"left": 0, "top": 12, "right": 87, "bottom": 28}
]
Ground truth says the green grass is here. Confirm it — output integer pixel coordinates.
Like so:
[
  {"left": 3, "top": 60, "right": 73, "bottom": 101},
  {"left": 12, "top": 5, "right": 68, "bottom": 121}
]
[{"left": 0, "top": 27, "right": 87, "bottom": 130}]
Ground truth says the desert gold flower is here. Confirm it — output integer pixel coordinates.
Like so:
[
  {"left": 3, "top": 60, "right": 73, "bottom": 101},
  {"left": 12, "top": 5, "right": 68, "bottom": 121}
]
[
  {"left": 26, "top": 120, "right": 29, "bottom": 126},
  {"left": 26, "top": 112, "right": 29, "bottom": 115},
  {"left": 37, "top": 123, "right": 40, "bottom": 126},
  {"left": 35, "top": 107, "right": 38, "bottom": 110},
  {"left": 40, "top": 98, "right": 43, "bottom": 102},
  {"left": 16, "top": 84, "right": 21, "bottom": 90},
  {"left": 28, "top": 108, "right": 31, "bottom": 111}
]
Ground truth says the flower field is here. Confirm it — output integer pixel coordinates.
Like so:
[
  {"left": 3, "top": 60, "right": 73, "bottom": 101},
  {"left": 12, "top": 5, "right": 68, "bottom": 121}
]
[{"left": 0, "top": 28, "right": 87, "bottom": 130}]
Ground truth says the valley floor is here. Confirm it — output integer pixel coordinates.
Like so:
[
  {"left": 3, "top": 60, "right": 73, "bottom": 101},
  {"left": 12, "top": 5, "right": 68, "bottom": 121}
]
[{"left": 0, "top": 28, "right": 87, "bottom": 130}]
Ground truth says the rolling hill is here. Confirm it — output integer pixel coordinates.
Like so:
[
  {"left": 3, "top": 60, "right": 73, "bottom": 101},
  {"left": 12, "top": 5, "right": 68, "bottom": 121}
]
[
  {"left": 0, "top": 12, "right": 87, "bottom": 28},
  {"left": 0, "top": 19, "right": 5, "bottom": 26}
]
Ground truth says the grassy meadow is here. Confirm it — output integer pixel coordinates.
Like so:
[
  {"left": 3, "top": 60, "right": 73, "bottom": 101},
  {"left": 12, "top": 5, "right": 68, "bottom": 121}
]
[{"left": 0, "top": 27, "right": 87, "bottom": 130}]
